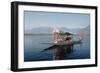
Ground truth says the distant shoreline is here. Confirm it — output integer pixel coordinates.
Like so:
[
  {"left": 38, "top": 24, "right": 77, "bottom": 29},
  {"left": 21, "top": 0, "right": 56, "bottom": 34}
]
[{"left": 24, "top": 33, "right": 52, "bottom": 35}]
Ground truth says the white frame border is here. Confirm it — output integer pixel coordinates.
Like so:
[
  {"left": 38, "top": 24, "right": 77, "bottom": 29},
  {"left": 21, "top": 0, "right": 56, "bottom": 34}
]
[{"left": 18, "top": 5, "right": 96, "bottom": 69}]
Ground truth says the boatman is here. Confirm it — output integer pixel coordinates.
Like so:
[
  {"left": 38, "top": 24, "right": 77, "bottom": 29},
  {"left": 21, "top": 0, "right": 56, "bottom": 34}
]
[{"left": 52, "top": 26, "right": 62, "bottom": 44}]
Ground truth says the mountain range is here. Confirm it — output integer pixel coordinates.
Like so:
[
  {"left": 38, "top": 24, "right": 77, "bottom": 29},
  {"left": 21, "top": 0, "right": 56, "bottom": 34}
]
[{"left": 25, "top": 25, "right": 90, "bottom": 35}]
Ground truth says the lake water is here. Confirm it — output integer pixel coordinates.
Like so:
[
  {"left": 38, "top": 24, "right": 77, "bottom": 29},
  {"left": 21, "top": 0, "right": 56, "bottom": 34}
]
[{"left": 24, "top": 35, "right": 90, "bottom": 62}]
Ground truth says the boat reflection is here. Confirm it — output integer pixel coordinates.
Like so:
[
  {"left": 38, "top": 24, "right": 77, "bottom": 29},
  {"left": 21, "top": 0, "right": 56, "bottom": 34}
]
[{"left": 53, "top": 44, "right": 73, "bottom": 60}]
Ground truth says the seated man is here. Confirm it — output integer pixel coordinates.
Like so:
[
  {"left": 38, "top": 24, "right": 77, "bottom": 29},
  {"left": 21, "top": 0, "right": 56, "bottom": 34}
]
[{"left": 64, "top": 35, "right": 72, "bottom": 43}]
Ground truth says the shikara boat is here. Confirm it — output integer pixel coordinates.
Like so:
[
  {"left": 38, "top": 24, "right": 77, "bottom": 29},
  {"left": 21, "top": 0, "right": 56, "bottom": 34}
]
[
  {"left": 41, "top": 40, "right": 82, "bottom": 52},
  {"left": 41, "top": 30, "right": 83, "bottom": 52}
]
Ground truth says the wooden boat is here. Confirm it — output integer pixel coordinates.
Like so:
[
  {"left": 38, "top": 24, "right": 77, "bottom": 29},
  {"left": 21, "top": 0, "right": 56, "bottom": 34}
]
[
  {"left": 41, "top": 30, "right": 83, "bottom": 52},
  {"left": 41, "top": 40, "right": 82, "bottom": 52},
  {"left": 42, "top": 40, "right": 81, "bottom": 45}
]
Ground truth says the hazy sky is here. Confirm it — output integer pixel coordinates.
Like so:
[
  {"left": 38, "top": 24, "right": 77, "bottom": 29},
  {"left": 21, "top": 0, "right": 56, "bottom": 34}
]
[{"left": 24, "top": 11, "right": 90, "bottom": 30}]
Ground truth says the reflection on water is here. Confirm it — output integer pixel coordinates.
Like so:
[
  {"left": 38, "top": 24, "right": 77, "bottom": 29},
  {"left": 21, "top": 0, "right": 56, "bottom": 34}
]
[
  {"left": 53, "top": 45, "right": 74, "bottom": 60},
  {"left": 24, "top": 35, "right": 90, "bottom": 62}
]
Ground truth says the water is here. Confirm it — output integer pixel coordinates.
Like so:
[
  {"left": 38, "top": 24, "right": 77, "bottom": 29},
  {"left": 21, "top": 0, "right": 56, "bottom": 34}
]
[{"left": 24, "top": 35, "right": 90, "bottom": 62}]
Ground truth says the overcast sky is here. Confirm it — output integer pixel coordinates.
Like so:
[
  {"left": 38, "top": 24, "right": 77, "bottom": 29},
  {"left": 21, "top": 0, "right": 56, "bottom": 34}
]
[{"left": 24, "top": 11, "right": 90, "bottom": 30}]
